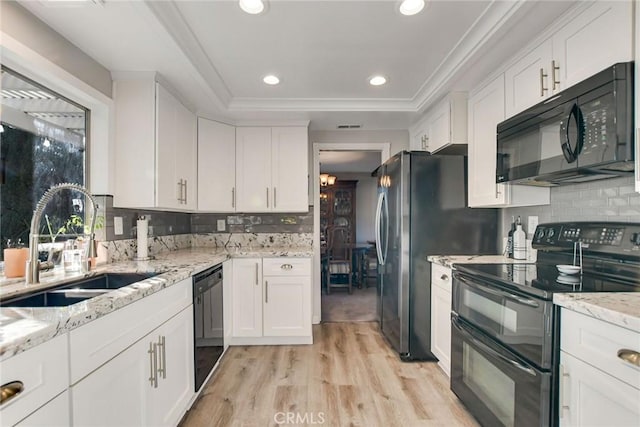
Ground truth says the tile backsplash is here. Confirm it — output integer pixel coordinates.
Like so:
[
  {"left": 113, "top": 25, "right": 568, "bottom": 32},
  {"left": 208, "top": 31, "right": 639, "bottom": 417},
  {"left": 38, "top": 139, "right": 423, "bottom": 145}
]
[{"left": 500, "top": 176, "right": 640, "bottom": 237}]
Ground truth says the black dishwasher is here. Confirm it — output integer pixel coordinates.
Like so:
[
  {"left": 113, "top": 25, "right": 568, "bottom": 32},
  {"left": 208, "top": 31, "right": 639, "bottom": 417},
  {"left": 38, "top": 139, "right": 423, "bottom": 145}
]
[{"left": 193, "top": 264, "right": 223, "bottom": 392}]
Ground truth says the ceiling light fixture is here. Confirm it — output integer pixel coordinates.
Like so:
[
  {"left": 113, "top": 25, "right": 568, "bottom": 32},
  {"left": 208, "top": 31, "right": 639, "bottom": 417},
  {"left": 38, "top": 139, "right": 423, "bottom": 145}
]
[
  {"left": 263, "top": 75, "right": 280, "bottom": 85},
  {"left": 369, "top": 75, "right": 387, "bottom": 86},
  {"left": 239, "top": 0, "right": 265, "bottom": 15},
  {"left": 399, "top": 0, "right": 425, "bottom": 16}
]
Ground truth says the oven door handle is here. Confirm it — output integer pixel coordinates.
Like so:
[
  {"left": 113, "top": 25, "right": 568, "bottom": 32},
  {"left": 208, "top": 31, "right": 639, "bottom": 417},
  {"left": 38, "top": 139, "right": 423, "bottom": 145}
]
[
  {"left": 452, "top": 315, "right": 538, "bottom": 377},
  {"left": 454, "top": 273, "right": 540, "bottom": 308}
]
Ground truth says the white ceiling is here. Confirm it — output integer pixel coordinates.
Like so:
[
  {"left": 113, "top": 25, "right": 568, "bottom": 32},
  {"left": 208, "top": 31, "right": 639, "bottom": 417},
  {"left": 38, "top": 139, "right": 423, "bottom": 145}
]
[
  {"left": 16, "top": 0, "right": 577, "bottom": 131},
  {"left": 320, "top": 150, "right": 382, "bottom": 174}
]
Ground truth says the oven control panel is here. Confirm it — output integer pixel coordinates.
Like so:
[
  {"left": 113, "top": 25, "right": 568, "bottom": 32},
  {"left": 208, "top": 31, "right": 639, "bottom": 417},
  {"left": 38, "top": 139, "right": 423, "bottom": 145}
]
[{"left": 532, "top": 222, "right": 640, "bottom": 255}]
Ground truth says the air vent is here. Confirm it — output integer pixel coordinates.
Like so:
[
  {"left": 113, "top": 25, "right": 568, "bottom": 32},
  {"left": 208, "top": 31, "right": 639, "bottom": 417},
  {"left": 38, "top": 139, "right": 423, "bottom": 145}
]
[
  {"left": 2, "top": 89, "right": 55, "bottom": 100},
  {"left": 336, "top": 124, "right": 362, "bottom": 129}
]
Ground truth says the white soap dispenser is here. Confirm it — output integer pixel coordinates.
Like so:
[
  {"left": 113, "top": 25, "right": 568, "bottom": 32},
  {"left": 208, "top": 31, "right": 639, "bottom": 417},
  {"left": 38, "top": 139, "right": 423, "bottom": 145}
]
[{"left": 513, "top": 216, "right": 527, "bottom": 260}]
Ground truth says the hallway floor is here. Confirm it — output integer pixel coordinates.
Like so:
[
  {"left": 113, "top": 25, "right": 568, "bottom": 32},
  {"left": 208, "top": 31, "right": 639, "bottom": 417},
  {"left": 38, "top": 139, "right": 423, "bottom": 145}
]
[
  {"left": 180, "top": 322, "right": 478, "bottom": 427},
  {"left": 321, "top": 285, "right": 377, "bottom": 322}
]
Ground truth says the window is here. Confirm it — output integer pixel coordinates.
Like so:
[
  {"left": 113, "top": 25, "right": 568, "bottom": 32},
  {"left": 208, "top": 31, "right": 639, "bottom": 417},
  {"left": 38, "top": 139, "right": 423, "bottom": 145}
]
[{"left": 1, "top": 67, "right": 88, "bottom": 255}]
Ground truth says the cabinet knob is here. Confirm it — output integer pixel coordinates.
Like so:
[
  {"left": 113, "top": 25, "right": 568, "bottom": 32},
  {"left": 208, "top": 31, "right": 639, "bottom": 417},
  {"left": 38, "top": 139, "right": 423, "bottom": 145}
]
[
  {"left": 618, "top": 349, "right": 640, "bottom": 367},
  {"left": 281, "top": 264, "right": 293, "bottom": 270},
  {"left": 440, "top": 274, "right": 449, "bottom": 281}
]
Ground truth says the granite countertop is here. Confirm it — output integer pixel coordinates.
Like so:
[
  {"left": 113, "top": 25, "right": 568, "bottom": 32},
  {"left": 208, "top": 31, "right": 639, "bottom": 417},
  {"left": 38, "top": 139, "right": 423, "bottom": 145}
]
[
  {"left": 0, "top": 246, "right": 312, "bottom": 361},
  {"left": 427, "top": 254, "right": 532, "bottom": 268},
  {"left": 554, "top": 293, "right": 640, "bottom": 332}
]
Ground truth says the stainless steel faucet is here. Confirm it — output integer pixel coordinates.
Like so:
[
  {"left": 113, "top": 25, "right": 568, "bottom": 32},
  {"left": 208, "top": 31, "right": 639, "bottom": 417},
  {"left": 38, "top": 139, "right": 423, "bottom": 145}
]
[{"left": 26, "top": 183, "right": 98, "bottom": 284}]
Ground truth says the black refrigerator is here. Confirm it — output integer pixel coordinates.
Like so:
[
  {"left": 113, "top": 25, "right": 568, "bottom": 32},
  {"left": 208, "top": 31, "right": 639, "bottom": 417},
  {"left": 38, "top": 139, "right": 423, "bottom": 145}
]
[{"left": 374, "top": 151, "right": 498, "bottom": 360}]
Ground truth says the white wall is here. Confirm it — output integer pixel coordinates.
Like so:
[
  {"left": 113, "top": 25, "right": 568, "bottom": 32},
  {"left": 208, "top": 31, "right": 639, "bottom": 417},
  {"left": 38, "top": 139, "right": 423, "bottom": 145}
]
[
  {"left": 309, "top": 129, "right": 409, "bottom": 157},
  {"left": 332, "top": 172, "right": 377, "bottom": 243}
]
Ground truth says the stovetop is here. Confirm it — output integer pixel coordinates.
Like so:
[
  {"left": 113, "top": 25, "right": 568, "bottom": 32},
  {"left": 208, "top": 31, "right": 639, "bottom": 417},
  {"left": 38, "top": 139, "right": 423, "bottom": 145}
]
[{"left": 455, "top": 262, "right": 640, "bottom": 300}]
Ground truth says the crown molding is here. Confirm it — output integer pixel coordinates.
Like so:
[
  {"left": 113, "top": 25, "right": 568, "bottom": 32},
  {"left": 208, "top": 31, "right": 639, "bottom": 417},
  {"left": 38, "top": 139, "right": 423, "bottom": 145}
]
[
  {"left": 143, "top": 0, "right": 232, "bottom": 109},
  {"left": 411, "top": 0, "right": 528, "bottom": 113},
  {"left": 228, "top": 97, "right": 417, "bottom": 112}
]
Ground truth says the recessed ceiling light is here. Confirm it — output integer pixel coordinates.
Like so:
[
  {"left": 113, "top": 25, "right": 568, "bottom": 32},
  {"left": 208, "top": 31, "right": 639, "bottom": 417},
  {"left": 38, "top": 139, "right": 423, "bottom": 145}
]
[
  {"left": 369, "top": 75, "right": 387, "bottom": 86},
  {"left": 239, "top": 0, "right": 265, "bottom": 15},
  {"left": 263, "top": 75, "right": 280, "bottom": 85},
  {"left": 399, "top": 0, "right": 425, "bottom": 16}
]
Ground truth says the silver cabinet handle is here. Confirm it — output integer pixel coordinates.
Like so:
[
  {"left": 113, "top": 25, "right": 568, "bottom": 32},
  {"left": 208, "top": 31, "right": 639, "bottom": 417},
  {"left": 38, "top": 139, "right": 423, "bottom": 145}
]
[
  {"left": 1, "top": 381, "right": 24, "bottom": 405},
  {"left": 281, "top": 263, "right": 293, "bottom": 270},
  {"left": 265, "top": 280, "right": 268, "bottom": 303},
  {"left": 274, "top": 187, "right": 277, "bottom": 208},
  {"left": 157, "top": 335, "right": 166, "bottom": 379},
  {"left": 551, "top": 60, "right": 560, "bottom": 91},
  {"left": 232, "top": 187, "right": 235, "bottom": 208},
  {"left": 148, "top": 342, "right": 158, "bottom": 388},
  {"left": 559, "top": 363, "right": 569, "bottom": 418},
  {"left": 177, "top": 179, "right": 183, "bottom": 203},
  {"left": 539, "top": 67, "right": 548, "bottom": 97},
  {"left": 255, "top": 263, "right": 259, "bottom": 285},
  {"left": 440, "top": 274, "right": 449, "bottom": 281},
  {"left": 184, "top": 180, "right": 188, "bottom": 205},
  {"left": 266, "top": 187, "right": 269, "bottom": 208},
  {"left": 617, "top": 349, "right": 640, "bottom": 367}
]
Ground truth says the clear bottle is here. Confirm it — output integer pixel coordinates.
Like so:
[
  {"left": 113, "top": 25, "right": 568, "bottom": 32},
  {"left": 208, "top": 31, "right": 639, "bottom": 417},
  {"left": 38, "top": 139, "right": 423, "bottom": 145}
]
[
  {"left": 507, "top": 216, "right": 516, "bottom": 258},
  {"left": 513, "top": 216, "right": 527, "bottom": 260}
]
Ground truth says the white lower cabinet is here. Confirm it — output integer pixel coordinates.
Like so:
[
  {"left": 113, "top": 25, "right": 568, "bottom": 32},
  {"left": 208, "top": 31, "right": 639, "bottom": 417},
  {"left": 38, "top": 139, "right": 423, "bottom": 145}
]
[
  {"left": 430, "top": 263, "right": 452, "bottom": 377},
  {"left": 559, "top": 309, "right": 640, "bottom": 426},
  {"left": 16, "top": 391, "right": 70, "bottom": 427},
  {"left": 231, "top": 257, "right": 312, "bottom": 344},
  {"left": 72, "top": 306, "right": 194, "bottom": 427},
  {"left": 0, "top": 334, "right": 69, "bottom": 427}
]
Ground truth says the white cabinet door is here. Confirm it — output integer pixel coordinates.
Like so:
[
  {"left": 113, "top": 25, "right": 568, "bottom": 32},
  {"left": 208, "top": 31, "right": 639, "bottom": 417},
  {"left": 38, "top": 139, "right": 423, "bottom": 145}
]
[
  {"left": 198, "top": 118, "right": 236, "bottom": 211},
  {"left": 427, "top": 101, "right": 451, "bottom": 153},
  {"left": 559, "top": 352, "right": 640, "bottom": 427},
  {"left": 271, "top": 127, "right": 309, "bottom": 212},
  {"left": 431, "top": 282, "right": 451, "bottom": 377},
  {"left": 155, "top": 83, "right": 181, "bottom": 210},
  {"left": 148, "top": 307, "right": 194, "bottom": 427},
  {"left": 72, "top": 334, "right": 150, "bottom": 426},
  {"left": 175, "top": 100, "right": 197, "bottom": 210},
  {"left": 235, "top": 127, "right": 272, "bottom": 212},
  {"left": 16, "top": 391, "right": 70, "bottom": 427},
  {"left": 409, "top": 120, "right": 429, "bottom": 151},
  {"left": 468, "top": 74, "right": 507, "bottom": 207},
  {"left": 231, "top": 258, "right": 263, "bottom": 337},
  {"left": 263, "top": 275, "right": 311, "bottom": 337},
  {"left": 504, "top": 40, "right": 553, "bottom": 118},
  {"left": 552, "top": 1, "right": 633, "bottom": 93}
]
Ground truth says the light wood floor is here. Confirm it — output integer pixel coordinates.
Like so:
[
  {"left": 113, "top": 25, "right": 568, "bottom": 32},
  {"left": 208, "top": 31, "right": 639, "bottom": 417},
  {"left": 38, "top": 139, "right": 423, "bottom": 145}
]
[
  {"left": 180, "top": 322, "right": 478, "bottom": 427},
  {"left": 321, "top": 286, "right": 377, "bottom": 322}
]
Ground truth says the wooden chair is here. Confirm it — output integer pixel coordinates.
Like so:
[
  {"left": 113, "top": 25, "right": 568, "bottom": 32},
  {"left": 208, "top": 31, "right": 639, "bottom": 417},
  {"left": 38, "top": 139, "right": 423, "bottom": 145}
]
[{"left": 326, "top": 226, "right": 352, "bottom": 294}]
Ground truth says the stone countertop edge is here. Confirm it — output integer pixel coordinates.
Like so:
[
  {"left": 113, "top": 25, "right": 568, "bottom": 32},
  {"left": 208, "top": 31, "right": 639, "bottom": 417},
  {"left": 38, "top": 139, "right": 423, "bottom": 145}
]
[
  {"left": 0, "top": 247, "right": 312, "bottom": 361},
  {"left": 427, "top": 254, "right": 533, "bottom": 268},
  {"left": 553, "top": 293, "right": 640, "bottom": 333}
]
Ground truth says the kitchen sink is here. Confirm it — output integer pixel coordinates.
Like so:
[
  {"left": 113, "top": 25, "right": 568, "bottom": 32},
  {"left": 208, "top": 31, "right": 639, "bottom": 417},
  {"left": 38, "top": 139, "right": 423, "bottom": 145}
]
[{"left": 1, "top": 272, "right": 159, "bottom": 308}]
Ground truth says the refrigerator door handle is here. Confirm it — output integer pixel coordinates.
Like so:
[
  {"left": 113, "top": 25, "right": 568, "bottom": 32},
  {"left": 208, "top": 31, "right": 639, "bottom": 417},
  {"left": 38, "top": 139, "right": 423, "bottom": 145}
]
[{"left": 375, "top": 191, "right": 385, "bottom": 265}]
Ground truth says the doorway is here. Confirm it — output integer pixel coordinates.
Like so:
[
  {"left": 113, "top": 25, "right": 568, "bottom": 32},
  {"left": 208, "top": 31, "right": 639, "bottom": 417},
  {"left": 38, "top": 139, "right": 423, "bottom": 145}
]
[{"left": 312, "top": 143, "right": 390, "bottom": 323}]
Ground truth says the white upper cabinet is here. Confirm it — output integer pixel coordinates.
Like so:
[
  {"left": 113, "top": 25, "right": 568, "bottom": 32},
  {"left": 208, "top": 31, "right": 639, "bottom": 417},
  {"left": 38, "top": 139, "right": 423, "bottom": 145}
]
[
  {"left": 505, "top": 40, "right": 554, "bottom": 118},
  {"left": 271, "top": 127, "right": 309, "bottom": 212},
  {"left": 236, "top": 126, "right": 308, "bottom": 213},
  {"left": 468, "top": 74, "right": 550, "bottom": 208},
  {"left": 409, "top": 92, "right": 467, "bottom": 153},
  {"left": 505, "top": 1, "right": 632, "bottom": 118},
  {"left": 197, "top": 118, "right": 236, "bottom": 212},
  {"left": 114, "top": 77, "right": 197, "bottom": 210}
]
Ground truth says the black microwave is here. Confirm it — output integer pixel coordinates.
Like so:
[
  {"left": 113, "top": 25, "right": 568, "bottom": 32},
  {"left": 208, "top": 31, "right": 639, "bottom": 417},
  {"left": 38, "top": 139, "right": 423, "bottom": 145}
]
[{"left": 497, "top": 62, "right": 634, "bottom": 186}]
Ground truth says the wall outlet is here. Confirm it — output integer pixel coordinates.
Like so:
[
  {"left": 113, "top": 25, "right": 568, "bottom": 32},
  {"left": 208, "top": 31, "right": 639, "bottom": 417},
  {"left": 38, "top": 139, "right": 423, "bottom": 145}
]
[
  {"left": 217, "top": 219, "right": 226, "bottom": 232},
  {"left": 527, "top": 216, "right": 539, "bottom": 237},
  {"left": 114, "top": 216, "right": 123, "bottom": 235}
]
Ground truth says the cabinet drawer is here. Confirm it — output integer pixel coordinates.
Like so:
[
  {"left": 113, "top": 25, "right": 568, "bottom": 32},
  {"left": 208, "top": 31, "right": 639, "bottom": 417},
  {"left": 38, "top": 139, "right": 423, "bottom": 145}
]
[
  {"left": 0, "top": 334, "right": 68, "bottom": 427},
  {"left": 69, "top": 278, "right": 192, "bottom": 384},
  {"left": 431, "top": 263, "right": 452, "bottom": 290},
  {"left": 561, "top": 309, "right": 640, "bottom": 389},
  {"left": 263, "top": 258, "right": 311, "bottom": 276}
]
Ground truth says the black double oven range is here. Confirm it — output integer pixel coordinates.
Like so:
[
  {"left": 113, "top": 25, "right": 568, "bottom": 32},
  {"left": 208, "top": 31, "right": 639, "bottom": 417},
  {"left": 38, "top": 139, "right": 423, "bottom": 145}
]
[{"left": 450, "top": 222, "right": 640, "bottom": 427}]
